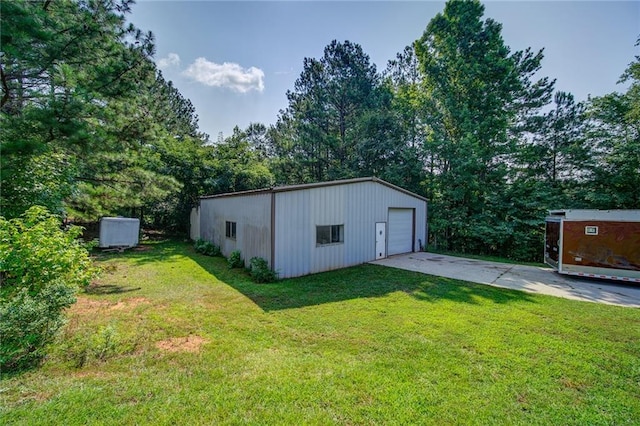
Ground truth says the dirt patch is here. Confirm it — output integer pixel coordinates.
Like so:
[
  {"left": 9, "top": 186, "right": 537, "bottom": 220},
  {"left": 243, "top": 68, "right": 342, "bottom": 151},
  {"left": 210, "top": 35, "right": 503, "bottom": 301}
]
[
  {"left": 12, "top": 390, "right": 54, "bottom": 405},
  {"left": 71, "top": 296, "right": 150, "bottom": 315},
  {"left": 110, "top": 297, "right": 150, "bottom": 310},
  {"left": 155, "top": 335, "right": 208, "bottom": 353},
  {"left": 71, "top": 297, "right": 111, "bottom": 314},
  {"left": 560, "top": 377, "right": 586, "bottom": 392}
]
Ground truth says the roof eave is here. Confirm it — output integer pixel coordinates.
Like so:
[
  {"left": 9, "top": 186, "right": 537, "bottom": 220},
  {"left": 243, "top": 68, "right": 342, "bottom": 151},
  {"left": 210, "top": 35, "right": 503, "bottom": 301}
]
[{"left": 200, "top": 176, "right": 427, "bottom": 202}]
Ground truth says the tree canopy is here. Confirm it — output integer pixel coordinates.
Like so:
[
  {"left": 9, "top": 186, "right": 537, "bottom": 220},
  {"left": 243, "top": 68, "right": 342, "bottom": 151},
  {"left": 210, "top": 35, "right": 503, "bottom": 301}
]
[{"left": 1, "top": 0, "right": 213, "bottom": 231}]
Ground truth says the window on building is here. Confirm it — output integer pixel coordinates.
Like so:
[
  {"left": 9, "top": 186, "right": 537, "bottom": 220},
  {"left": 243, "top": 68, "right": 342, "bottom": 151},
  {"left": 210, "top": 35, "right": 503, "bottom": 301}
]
[
  {"left": 225, "top": 221, "right": 236, "bottom": 239},
  {"left": 316, "top": 225, "right": 344, "bottom": 246}
]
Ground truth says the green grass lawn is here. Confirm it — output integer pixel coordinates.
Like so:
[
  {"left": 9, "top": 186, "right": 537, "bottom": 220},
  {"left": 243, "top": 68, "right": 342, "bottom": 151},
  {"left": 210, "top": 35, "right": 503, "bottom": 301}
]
[
  {"left": 426, "top": 246, "right": 548, "bottom": 268},
  {"left": 2, "top": 240, "right": 639, "bottom": 425}
]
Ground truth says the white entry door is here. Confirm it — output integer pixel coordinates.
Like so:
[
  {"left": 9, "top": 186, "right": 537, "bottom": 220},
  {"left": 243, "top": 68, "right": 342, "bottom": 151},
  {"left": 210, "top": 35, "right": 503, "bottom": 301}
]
[{"left": 375, "top": 222, "right": 386, "bottom": 259}]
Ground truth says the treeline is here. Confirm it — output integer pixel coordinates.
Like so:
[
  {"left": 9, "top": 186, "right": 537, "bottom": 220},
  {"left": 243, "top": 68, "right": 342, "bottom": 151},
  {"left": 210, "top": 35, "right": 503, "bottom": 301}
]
[
  {"left": 2, "top": 0, "right": 638, "bottom": 262},
  {"left": 242, "top": 1, "right": 640, "bottom": 261}
]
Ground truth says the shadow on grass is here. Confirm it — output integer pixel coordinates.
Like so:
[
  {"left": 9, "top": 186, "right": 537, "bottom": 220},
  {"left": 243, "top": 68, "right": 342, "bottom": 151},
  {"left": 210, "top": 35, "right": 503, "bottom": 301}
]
[
  {"left": 85, "top": 284, "right": 141, "bottom": 295},
  {"left": 93, "top": 240, "right": 188, "bottom": 266},
  {"left": 103, "top": 240, "right": 536, "bottom": 311},
  {"left": 186, "top": 250, "right": 537, "bottom": 312}
]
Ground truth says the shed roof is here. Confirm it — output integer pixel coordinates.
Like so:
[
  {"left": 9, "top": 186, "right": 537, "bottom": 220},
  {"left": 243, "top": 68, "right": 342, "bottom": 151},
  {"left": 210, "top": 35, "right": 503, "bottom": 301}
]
[
  {"left": 548, "top": 209, "right": 640, "bottom": 221},
  {"left": 201, "top": 177, "right": 427, "bottom": 202}
]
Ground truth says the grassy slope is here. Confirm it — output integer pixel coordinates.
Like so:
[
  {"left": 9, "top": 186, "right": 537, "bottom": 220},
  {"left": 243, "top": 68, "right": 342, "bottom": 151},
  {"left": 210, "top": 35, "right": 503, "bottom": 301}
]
[
  {"left": 2, "top": 241, "right": 639, "bottom": 425},
  {"left": 426, "top": 246, "right": 548, "bottom": 267}
]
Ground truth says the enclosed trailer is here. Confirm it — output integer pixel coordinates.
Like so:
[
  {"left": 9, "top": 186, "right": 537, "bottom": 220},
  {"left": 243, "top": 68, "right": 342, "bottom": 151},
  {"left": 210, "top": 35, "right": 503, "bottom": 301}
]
[
  {"left": 99, "top": 217, "right": 140, "bottom": 249},
  {"left": 544, "top": 210, "right": 640, "bottom": 283}
]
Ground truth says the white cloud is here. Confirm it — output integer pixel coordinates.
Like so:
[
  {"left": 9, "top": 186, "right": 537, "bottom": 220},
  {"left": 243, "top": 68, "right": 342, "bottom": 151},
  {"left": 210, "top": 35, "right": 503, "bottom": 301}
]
[
  {"left": 183, "top": 57, "right": 265, "bottom": 93},
  {"left": 157, "top": 53, "right": 181, "bottom": 69}
]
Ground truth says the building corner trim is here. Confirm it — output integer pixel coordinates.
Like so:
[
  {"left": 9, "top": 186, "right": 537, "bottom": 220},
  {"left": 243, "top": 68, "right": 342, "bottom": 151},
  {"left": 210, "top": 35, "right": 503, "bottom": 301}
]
[{"left": 270, "top": 192, "right": 276, "bottom": 270}]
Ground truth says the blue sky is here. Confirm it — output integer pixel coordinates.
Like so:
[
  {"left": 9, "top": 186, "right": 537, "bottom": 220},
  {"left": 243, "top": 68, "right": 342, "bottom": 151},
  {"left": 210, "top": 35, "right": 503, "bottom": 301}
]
[{"left": 128, "top": 1, "right": 639, "bottom": 141}]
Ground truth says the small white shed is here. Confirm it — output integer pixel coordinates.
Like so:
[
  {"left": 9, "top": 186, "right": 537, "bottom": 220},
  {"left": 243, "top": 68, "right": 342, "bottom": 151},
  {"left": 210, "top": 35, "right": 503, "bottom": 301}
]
[
  {"left": 195, "top": 177, "right": 427, "bottom": 278},
  {"left": 99, "top": 217, "right": 140, "bottom": 248}
]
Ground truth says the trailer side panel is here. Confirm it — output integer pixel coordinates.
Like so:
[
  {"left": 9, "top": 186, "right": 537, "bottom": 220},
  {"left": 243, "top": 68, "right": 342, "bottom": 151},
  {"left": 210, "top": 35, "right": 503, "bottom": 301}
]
[{"left": 561, "top": 220, "right": 640, "bottom": 280}]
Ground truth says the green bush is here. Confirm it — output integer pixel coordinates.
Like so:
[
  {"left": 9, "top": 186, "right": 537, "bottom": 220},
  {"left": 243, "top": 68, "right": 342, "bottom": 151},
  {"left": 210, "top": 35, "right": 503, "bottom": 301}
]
[
  {"left": 228, "top": 250, "right": 243, "bottom": 269},
  {"left": 0, "top": 282, "right": 76, "bottom": 371},
  {"left": 62, "top": 325, "right": 122, "bottom": 368},
  {"left": 0, "top": 206, "right": 97, "bottom": 372},
  {"left": 249, "top": 257, "right": 278, "bottom": 283},
  {"left": 193, "top": 239, "right": 221, "bottom": 257}
]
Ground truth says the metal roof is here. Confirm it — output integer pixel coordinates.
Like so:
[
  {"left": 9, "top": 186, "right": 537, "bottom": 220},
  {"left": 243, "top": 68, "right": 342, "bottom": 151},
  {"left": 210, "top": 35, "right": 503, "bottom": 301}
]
[
  {"left": 548, "top": 209, "right": 640, "bottom": 221},
  {"left": 200, "top": 177, "right": 428, "bottom": 202}
]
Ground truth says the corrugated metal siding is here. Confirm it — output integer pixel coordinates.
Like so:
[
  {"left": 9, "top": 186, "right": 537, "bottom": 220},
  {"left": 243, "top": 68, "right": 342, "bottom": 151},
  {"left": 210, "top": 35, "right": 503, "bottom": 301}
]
[
  {"left": 344, "top": 182, "right": 377, "bottom": 266},
  {"left": 273, "top": 190, "right": 311, "bottom": 278},
  {"left": 310, "top": 185, "right": 345, "bottom": 274},
  {"left": 199, "top": 193, "right": 271, "bottom": 267},
  {"left": 274, "top": 180, "right": 427, "bottom": 278}
]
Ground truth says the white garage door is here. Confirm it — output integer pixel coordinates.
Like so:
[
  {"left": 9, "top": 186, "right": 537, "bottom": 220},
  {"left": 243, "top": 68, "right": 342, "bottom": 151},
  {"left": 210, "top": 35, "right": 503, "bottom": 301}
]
[{"left": 388, "top": 208, "right": 413, "bottom": 255}]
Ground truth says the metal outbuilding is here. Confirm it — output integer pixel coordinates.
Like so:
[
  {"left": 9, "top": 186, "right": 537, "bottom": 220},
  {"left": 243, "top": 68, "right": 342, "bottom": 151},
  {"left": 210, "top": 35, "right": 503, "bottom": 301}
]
[{"left": 193, "top": 177, "right": 427, "bottom": 278}]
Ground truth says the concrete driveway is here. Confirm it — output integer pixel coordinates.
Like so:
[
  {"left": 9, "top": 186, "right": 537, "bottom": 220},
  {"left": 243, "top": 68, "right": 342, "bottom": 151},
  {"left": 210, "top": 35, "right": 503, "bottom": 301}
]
[{"left": 371, "top": 252, "right": 640, "bottom": 308}]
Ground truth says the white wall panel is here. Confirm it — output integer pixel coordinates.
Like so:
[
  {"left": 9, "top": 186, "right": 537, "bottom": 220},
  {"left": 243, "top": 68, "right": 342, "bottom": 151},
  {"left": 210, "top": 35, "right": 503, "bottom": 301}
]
[
  {"left": 199, "top": 193, "right": 271, "bottom": 267},
  {"left": 274, "top": 180, "right": 427, "bottom": 278},
  {"left": 274, "top": 190, "right": 311, "bottom": 277}
]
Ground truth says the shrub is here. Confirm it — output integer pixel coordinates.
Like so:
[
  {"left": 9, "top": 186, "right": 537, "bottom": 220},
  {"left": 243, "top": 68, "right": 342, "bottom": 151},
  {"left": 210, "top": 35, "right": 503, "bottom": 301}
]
[
  {"left": 228, "top": 250, "right": 243, "bottom": 269},
  {"left": 0, "top": 282, "right": 76, "bottom": 371},
  {"left": 0, "top": 206, "right": 97, "bottom": 372},
  {"left": 193, "top": 239, "right": 221, "bottom": 257},
  {"left": 249, "top": 257, "right": 278, "bottom": 283},
  {"left": 62, "top": 325, "right": 122, "bottom": 368}
]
